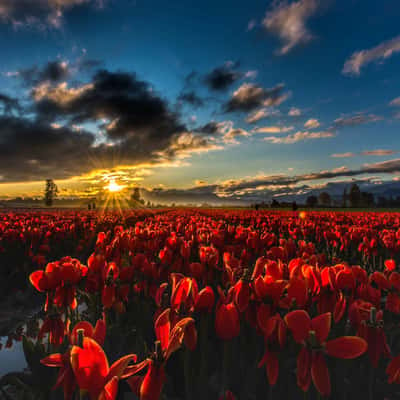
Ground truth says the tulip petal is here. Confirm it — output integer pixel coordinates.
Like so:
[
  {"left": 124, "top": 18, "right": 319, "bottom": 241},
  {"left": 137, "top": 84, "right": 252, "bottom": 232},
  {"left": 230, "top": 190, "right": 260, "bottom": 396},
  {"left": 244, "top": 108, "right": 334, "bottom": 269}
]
[
  {"left": 171, "top": 278, "right": 192, "bottom": 311},
  {"left": 311, "top": 312, "right": 331, "bottom": 344},
  {"left": 284, "top": 310, "right": 311, "bottom": 343},
  {"left": 123, "top": 359, "right": 151, "bottom": 378},
  {"left": 70, "top": 337, "right": 109, "bottom": 396},
  {"left": 93, "top": 318, "right": 107, "bottom": 346},
  {"left": 41, "top": 353, "right": 63, "bottom": 367},
  {"left": 29, "top": 271, "right": 47, "bottom": 292},
  {"left": 127, "top": 375, "right": 145, "bottom": 396},
  {"left": 266, "top": 350, "right": 279, "bottom": 385},
  {"left": 154, "top": 308, "right": 171, "bottom": 351},
  {"left": 99, "top": 376, "right": 119, "bottom": 400},
  {"left": 325, "top": 336, "right": 367, "bottom": 359},
  {"left": 287, "top": 278, "right": 308, "bottom": 307},
  {"left": 108, "top": 354, "right": 138, "bottom": 380},
  {"left": 297, "top": 347, "right": 311, "bottom": 392},
  {"left": 311, "top": 352, "right": 331, "bottom": 397}
]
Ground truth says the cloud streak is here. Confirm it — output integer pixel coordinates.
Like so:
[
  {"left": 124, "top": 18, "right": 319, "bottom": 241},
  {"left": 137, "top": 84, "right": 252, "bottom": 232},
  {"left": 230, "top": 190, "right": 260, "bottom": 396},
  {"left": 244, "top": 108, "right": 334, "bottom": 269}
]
[
  {"left": 333, "top": 113, "right": 382, "bottom": 128},
  {"left": 343, "top": 35, "right": 400, "bottom": 76},
  {"left": 264, "top": 130, "right": 334, "bottom": 144}
]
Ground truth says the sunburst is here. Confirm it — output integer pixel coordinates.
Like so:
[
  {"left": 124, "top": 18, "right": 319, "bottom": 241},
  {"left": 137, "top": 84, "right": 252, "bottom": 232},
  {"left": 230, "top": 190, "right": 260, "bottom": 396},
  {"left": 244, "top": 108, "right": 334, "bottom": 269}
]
[{"left": 105, "top": 178, "right": 125, "bottom": 193}]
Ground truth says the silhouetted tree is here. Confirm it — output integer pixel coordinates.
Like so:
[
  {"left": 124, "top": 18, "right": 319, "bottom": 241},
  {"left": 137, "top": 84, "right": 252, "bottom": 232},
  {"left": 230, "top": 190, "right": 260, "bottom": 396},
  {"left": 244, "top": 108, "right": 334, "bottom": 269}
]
[
  {"left": 131, "top": 188, "right": 142, "bottom": 205},
  {"left": 349, "top": 183, "right": 361, "bottom": 207},
  {"left": 377, "top": 196, "right": 387, "bottom": 207},
  {"left": 306, "top": 195, "right": 318, "bottom": 208},
  {"left": 342, "top": 188, "right": 347, "bottom": 208},
  {"left": 271, "top": 199, "right": 280, "bottom": 208},
  {"left": 318, "top": 192, "right": 331, "bottom": 206},
  {"left": 361, "top": 191, "right": 374, "bottom": 207},
  {"left": 44, "top": 179, "right": 58, "bottom": 207}
]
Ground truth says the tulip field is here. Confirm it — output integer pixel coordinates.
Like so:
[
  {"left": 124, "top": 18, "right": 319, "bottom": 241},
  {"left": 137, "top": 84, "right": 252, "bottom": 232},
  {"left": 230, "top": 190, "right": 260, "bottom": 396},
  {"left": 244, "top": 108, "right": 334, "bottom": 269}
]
[{"left": 2, "top": 208, "right": 400, "bottom": 400}]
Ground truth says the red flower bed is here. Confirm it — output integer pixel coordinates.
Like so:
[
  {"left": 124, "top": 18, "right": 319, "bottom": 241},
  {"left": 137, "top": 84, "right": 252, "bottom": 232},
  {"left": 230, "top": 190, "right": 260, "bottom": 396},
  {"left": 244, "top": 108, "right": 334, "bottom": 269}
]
[{"left": 2, "top": 209, "right": 400, "bottom": 399}]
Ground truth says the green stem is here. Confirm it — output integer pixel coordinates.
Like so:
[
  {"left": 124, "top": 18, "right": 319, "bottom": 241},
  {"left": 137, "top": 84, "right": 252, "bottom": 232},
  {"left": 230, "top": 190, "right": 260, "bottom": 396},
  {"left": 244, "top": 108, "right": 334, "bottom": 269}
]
[
  {"left": 198, "top": 314, "right": 209, "bottom": 400},
  {"left": 183, "top": 349, "right": 191, "bottom": 400},
  {"left": 368, "top": 365, "right": 374, "bottom": 400},
  {"left": 221, "top": 341, "right": 230, "bottom": 394}
]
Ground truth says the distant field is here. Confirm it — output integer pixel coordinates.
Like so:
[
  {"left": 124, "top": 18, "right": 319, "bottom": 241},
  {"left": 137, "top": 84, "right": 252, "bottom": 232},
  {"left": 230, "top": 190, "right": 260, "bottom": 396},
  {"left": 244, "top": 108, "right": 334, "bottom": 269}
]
[
  {"left": 270, "top": 207, "right": 400, "bottom": 212},
  {"left": 2, "top": 204, "right": 400, "bottom": 212}
]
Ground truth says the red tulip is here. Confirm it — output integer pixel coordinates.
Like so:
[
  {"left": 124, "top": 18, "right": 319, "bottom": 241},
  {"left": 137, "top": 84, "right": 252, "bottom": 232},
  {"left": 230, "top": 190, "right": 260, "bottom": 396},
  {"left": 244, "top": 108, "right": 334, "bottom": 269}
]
[
  {"left": 38, "top": 314, "right": 65, "bottom": 345},
  {"left": 70, "top": 337, "right": 137, "bottom": 399},
  {"left": 285, "top": 310, "right": 367, "bottom": 396},
  {"left": 215, "top": 302, "right": 240, "bottom": 341}
]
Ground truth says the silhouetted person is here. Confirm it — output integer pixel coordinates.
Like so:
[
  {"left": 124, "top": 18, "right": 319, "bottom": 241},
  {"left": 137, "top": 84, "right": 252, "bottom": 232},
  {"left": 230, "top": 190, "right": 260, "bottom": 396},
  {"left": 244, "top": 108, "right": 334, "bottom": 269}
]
[
  {"left": 88, "top": 203, "right": 92, "bottom": 210},
  {"left": 292, "top": 201, "right": 298, "bottom": 211},
  {"left": 255, "top": 204, "right": 259, "bottom": 211}
]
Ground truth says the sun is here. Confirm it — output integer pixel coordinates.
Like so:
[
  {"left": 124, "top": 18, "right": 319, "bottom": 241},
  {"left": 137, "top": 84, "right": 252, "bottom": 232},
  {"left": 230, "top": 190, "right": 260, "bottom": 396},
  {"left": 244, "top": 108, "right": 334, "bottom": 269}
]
[{"left": 105, "top": 178, "right": 125, "bottom": 193}]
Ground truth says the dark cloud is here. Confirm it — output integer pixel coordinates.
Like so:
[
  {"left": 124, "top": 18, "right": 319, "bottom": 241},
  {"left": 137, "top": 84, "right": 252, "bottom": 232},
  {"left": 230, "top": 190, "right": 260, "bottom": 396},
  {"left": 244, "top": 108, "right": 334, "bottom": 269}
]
[
  {"left": 0, "top": 93, "right": 20, "bottom": 115},
  {"left": 183, "top": 71, "right": 198, "bottom": 87},
  {"left": 0, "top": 116, "right": 96, "bottom": 181},
  {"left": 0, "top": 114, "right": 218, "bottom": 182},
  {"left": 19, "top": 61, "right": 70, "bottom": 85},
  {"left": 0, "top": 68, "right": 224, "bottom": 182},
  {"left": 224, "top": 83, "right": 288, "bottom": 112},
  {"left": 195, "top": 121, "right": 221, "bottom": 135},
  {"left": 33, "top": 70, "right": 187, "bottom": 147},
  {"left": 204, "top": 62, "right": 242, "bottom": 91},
  {"left": 177, "top": 91, "right": 204, "bottom": 108}
]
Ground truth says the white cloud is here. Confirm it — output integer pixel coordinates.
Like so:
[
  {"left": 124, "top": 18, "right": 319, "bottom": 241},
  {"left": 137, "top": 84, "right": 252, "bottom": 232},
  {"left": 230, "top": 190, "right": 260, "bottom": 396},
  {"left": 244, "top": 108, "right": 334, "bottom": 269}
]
[
  {"left": 32, "top": 81, "right": 93, "bottom": 104},
  {"left": 361, "top": 149, "right": 397, "bottom": 156},
  {"left": 244, "top": 70, "right": 258, "bottom": 79},
  {"left": 288, "top": 107, "right": 301, "bottom": 116},
  {"left": 226, "top": 83, "right": 288, "bottom": 112},
  {"left": 252, "top": 125, "right": 294, "bottom": 134},
  {"left": 3, "top": 71, "right": 19, "bottom": 77},
  {"left": 304, "top": 118, "right": 320, "bottom": 129},
  {"left": 264, "top": 130, "right": 334, "bottom": 144},
  {"left": 331, "top": 152, "right": 356, "bottom": 158},
  {"left": 262, "top": 0, "right": 320, "bottom": 55},
  {"left": 223, "top": 128, "right": 251, "bottom": 144},
  {"left": 246, "top": 108, "right": 279, "bottom": 123},
  {"left": 247, "top": 19, "right": 257, "bottom": 31},
  {"left": 390, "top": 97, "right": 400, "bottom": 107},
  {"left": 343, "top": 35, "right": 400, "bottom": 76}
]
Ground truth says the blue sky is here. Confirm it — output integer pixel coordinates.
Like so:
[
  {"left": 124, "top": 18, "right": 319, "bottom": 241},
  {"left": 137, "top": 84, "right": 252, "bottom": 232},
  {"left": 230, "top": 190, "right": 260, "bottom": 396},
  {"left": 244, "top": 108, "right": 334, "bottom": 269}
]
[{"left": 0, "top": 0, "right": 400, "bottom": 203}]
